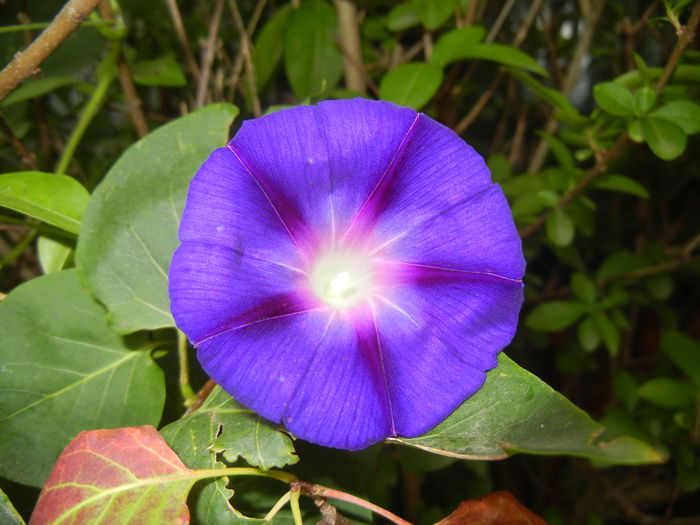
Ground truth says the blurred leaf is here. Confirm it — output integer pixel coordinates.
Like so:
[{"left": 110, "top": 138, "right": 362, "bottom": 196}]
[
  {"left": 0, "top": 77, "right": 75, "bottom": 107},
  {"left": 638, "top": 378, "right": 695, "bottom": 408},
  {"left": 395, "top": 354, "right": 664, "bottom": 464},
  {"left": 593, "top": 82, "right": 635, "bottom": 116},
  {"left": 411, "top": 0, "right": 458, "bottom": 30},
  {"left": 633, "top": 86, "right": 656, "bottom": 115},
  {"left": 0, "top": 489, "right": 24, "bottom": 525},
  {"left": 651, "top": 100, "right": 700, "bottom": 134},
  {"left": 596, "top": 251, "right": 651, "bottom": 279},
  {"left": 546, "top": 208, "right": 575, "bottom": 246},
  {"left": 537, "top": 131, "right": 574, "bottom": 170},
  {"left": 31, "top": 426, "right": 194, "bottom": 524},
  {"left": 644, "top": 274, "right": 673, "bottom": 300},
  {"left": 640, "top": 115, "right": 687, "bottom": 160},
  {"left": 0, "top": 171, "right": 89, "bottom": 234},
  {"left": 379, "top": 62, "right": 443, "bottom": 110},
  {"left": 591, "top": 311, "right": 620, "bottom": 357},
  {"left": 571, "top": 273, "right": 596, "bottom": 304},
  {"left": 577, "top": 316, "right": 600, "bottom": 351},
  {"left": 661, "top": 330, "right": 700, "bottom": 387},
  {"left": 37, "top": 235, "right": 72, "bottom": 274},
  {"left": 131, "top": 54, "right": 186, "bottom": 86},
  {"left": 430, "top": 26, "right": 487, "bottom": 67},
  {"left": 434, "top": 43, "right": 546, "bottom": 75},
  {"left": 387, "top": 2, "right": 420, "bottom": 31},
  {"left": 76, "top": 104, "right": 238, "bottom": 333},
  {"left": 593, "top": 173, "right": 649, "bottom": 199},
  {"left": 627, "top": 119, "right": 644, "bottom": 142},
  {"left": 508, "top": 68, "right": 579, "bottom": 115},
  {"left": 525, "top": 301, "right": 587, "bottom": 331},
  {"left": 0, "top": 270, "right": 164, "bottom": 488},
  {"left": 436, "top": 491, "right": 547, "bottom": 525},
  {"left": 613, "top": 371, "right": 639, "bottom": 411},
  {"left": 284, "top": 0, "right": 342, "bottom": 99},
  {"left": 253, "top": 4, "right": 292, "bottom": 89}
]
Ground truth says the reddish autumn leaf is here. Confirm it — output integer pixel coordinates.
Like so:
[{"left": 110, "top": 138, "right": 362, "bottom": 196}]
[
  {"left": 436, "top": 490, "right": 547, "bottom": 525},
  {"left": 30, "top": 426, "right": 199, "bottom": 525}
]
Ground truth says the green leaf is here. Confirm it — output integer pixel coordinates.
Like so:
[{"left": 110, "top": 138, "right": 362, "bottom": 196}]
[
  {"left": 132, "top": 54, "right": 186, "bottom": 87},
  {"left": 537, "top": 131, "right": 574, "bottom": 170},
  {"left": 571, "top": 273, "right": 596, "bottom": 304},
  {"left": 577, "top": 316, "right": 600, "bottom": 351},
  {"left": 613, "top": 371, "right": 638, "bottom": 411},
  {"left": 0, "top": 489, "right": 25, "bottom": 525},
  {"left": 661, "top": 330, "right": 700, "bottom": 387},
  {"left": 37, "top": 235, "right": 73, "bottom": 274},
  {"left": 379, "top": 62, "right": 443, "bottom": 110},
  {"left": 640, "top": 115, "right": 687, "bottom": 160},
  {"left": 411, "top": 0, "right": 458, "bottom": 30},
  {"left": 0, "top": 270, "right": 165, "bottom": 487},
  {"left": 507, "top": 68, "right": 579, "bottom": 115},
  {"left": 253, "top": 4, "right": 292, "bottom": 89},
  {"left": 628, "top": 119, "right": 643, "bottom": 142},
  {"left": 526, "top": 301, "right": 587, "bottom": 331},
  {"left": 596, "top": 251, "right": 651, "bottom": 280},
  {"left": 633, "top": 86, "right": 656, "bottom": 115},
  {"left": 434, "top": 43, "right": 547, "bottom": 75},
  {"left": 644, "top": 274, "right": 673, "bottom": 300},
  {"left": 638, "top": 378, "right": 695, "bottom": 409},
  {"left": 394, "top": 354, "right": 664, "bottom": 464},
  {"left": 76, "top": 104, "right": 238, "bottom": 333},
  {"left": 0, "top": 76, "right": 76, "bottom": 107},
  {"left": 591, "top": 311, "right": 620, "bottom": 357},
  {"left": 593, "top": 82, "right": 636, "bottom": 116},
  {"left": 651, "top": 100, "right": 700, "bottom": 134},
  {"left": 162, "top": 386, "right": 296, "bottom": 523},
  {"left": 593, "top": 173, "right": 649, "bottom": 199},
  {"left": 387, "top": 2, "right": 420, "bottom": 31},
  {"left": 0, "top": 171, "right": 89, "bottom": 234},
  {"left": 545, "top": 207, "right": 575, "bottom": 246},
  {"left": 430, "top": 27, "right": 487, "bottom": 67},
  {"left": 284, "top": 0, "right": 343, "bottom": 99}
]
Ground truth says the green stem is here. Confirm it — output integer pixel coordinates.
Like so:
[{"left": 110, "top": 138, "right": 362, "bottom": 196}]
[
  {"left": 177, "top": 330, "right": 196, "bottom": 407},
  {"left": 54, "top": 42, "right": 120, "bottom": 175},
  {"left": 193, "top": 466, "right": 297, "bottom": 484},
  {"left": 264, "top": 491, "right": 292, "bottom": 521},
  {"left": 289, "top": 489, "right": 304, "bottom": 525},
  {"left": 0, "top": 229, "right": 37, "bottom": 269}
]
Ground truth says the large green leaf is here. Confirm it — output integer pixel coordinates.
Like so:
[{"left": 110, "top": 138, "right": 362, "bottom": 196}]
[
  {"left": 162, "top": 386, "right": 296, "bottom": 523},
  {"left": 431, "top": 42, "right": 547, "bottom": 76},
  {"left": 0, "top": 171, "right": 89, "bottom": 234},
  {"left": 0, "top": 270, "right": 165, "bottom": 487},
  {"left": 593, "top": 82, "right": 635, "bottom": 117},
  {"left": 284, "top": 0, "right": 343, "bottom": 99},
  {"left": 393, "top": 355, "right": 664, "bottom": 464},
  {"left": 379, "top": 62, "right": 443, "bottom": 110},
  {"left": 651, "top": 100, "right": 700, "bottom": 134},
  {"left": 76, "top": 104, "right": 238, "bottom": 333}
]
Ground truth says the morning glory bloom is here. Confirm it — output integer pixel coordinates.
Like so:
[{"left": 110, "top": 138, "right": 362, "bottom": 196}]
[{"left": 169, "top": 99, "right": 524, "bottom": 450}]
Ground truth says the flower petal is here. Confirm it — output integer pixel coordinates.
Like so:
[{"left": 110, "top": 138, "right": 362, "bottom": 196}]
[
  {"left": 373, "top": 184, "right": 524, "bottom": 279},
  {"left": 197, "top": 310, "right": 393, "bottom": 450}
]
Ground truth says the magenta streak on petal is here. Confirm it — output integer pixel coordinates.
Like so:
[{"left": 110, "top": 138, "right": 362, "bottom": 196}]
[
  {"left": 193, "top": 292, "right": 326, "bottom": 347},
  {"left": 373, "top": 260, "right": 523, "bottom": 288},
  {"left": 339, "top": 113, "right": 422, "bottom": 247},
  {"left": 228, "top": 143, "right": 316, "bottom": 258}
]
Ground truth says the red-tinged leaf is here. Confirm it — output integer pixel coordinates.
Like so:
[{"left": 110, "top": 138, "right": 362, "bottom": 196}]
[
  {"left": 436, "top": 491, "right": 547, "bottom": 525},
  {"left": 30, "top": 426, "right": 199, "bottom": 525}
]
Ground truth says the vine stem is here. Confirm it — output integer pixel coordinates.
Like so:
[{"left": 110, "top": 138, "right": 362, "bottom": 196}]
[
  {"left": 0, "top": 0, "right": 102, "bottom": 100},
  {"left": 177, "top": 330, "right": 196, "bottom": 407}
]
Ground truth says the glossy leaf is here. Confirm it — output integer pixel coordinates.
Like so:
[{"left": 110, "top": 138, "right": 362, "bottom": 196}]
[
  {"left": 284, "top": 0, "right": 342, "bottom": 99},
  {"left": 651, "top": 100, "right": 700, "bottom": 134},
  {"left": 30, "top": 426, "right": 197, "bottom": 525},
  {"left": 593, "top": 173, "right": 649, "bottom": 199},
  {"left": 0, "top": 270, "right": 165, "bottom": 488},
  {"left": 545, "top": 207, "right": 575, "bottom": 246},
  {"left": 253, "top": 4, "right": 292, "bottom": 89},
  {"left": 379, "top": 62, "right": 443, "bottom": 110},
  {"left": 640, "top": 115, "right": 687, "bottom": 160},
  {"left": 433, "top": 43, "right": 547, "bottom": 75},
  {"left": 411, "top": 0, "right": 458, "bottom": 30},
  {"left": 0, "top": 489, "right": 25, "bottom": 525},
  {"left": 394, "top": 354, "right": 664, "bottom": 464},
  {"left": 594, "top": 82, "right": 635, "bottom": 116},
  {"left": 661, "top": 330, "right": 700, "bottom": 387},
  {"left": 430, "top": 27, "right": 487, "bottom": 67},
  {"left": 0, "top": 172, "right": 89, "bottom": 234},
  {"left": 76, "top": 104, "right": 238, "bottom": 333},
  {"left": 525, "top": 300, "right": 587, "bottom": 331},
  {"left": 437, "top": 491, "right": 546, "bottom": 525}
]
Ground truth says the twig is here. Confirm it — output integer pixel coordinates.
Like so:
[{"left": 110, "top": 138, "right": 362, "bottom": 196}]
[
  {"left": 655, "top": 0, "right": 700, "bottom": 93},
  {"left": 293, "top": 480, "right": 414, "bottom": 525},
  {"left": 164, "top": 0, "right": 201, "bottom": 84},
  {"left": 117, "top": 60, "right": 149, "bottom": 137},
  {"left": 228, "top": 0, "right": 261, "bottom": 117},
  {"left": 486, "top": 0, "right": 516, "bottom": 43},
  {"left": 227, "top": 0, "right": 267, "bottom": 97},
  {"left": 0, "top": 113, "right": 37, "bottom": 169},
  {"left": 183, "top": 378, "right": 216, "bottom": 416},
  {"left": 0, "top": 0, "right": 102, "bottom": 100},
  {"left": 195, "top": 0, "right": 224, "bottom": 109},
  {"left": 334, "top": 0, "right": 366, "bottom": 94}
]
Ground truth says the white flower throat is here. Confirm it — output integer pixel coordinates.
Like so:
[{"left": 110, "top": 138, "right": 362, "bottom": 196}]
[{"left": 310, "top": 249, "right": 374, "bottom": 309}]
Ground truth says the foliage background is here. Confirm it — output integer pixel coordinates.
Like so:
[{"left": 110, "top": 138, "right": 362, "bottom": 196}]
[{"left": 1, "top": 0, "right": 699, "bottom": 523}]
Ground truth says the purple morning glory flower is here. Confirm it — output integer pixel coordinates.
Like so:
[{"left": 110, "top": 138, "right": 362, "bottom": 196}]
[{"left": 169, "top": 99, "right": 524, "bottom": 450}]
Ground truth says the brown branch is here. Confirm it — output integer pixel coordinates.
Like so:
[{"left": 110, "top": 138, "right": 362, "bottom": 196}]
[
  {"left": 334, "top": 0, "right": 366, "bottom": 94},
  {"left": 164, "top": 0, "right": 201, "bottom": 84},
  {"left": 227, "top": 0, "right": 267, "bottom": 98},
  {"left": 117, "top": 60, "right": 149, "bottom": 137},
  {"left": 228, "top": 0, "right": 262, "bottom": 117},
  {"left": 195, "top": 0, "right": 224, "bottom": 109},
  {"left": 0, "top": 0, "right": 102, "bottom": 101}
]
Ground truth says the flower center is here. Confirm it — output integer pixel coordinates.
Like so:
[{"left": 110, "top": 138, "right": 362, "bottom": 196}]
[{"left": 310, "top": 249, "right": 374, "bottom": 309}]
